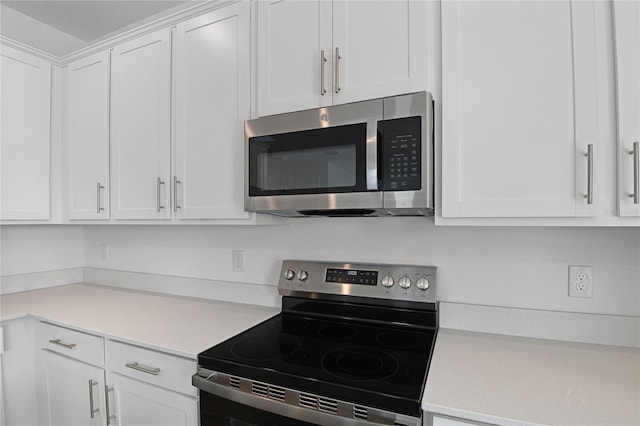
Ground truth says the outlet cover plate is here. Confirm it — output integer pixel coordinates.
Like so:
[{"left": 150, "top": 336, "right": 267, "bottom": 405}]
[{"left": 569, "top": 265, "right": 593, "bottom": 298}]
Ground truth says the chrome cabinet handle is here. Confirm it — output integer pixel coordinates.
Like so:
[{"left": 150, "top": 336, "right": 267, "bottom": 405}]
[
  {"left": 585, "top": 144, "right": 593, "bottom": 204},
  {"left": 320, "top": 50, "right": 327, "bottom": 95},
  {"left": 49, "top": 338, "right": 76, "bottom": 349},
  {"left": 156, "top": 177, "right": 165, "bottom": 212},
  {"left": 631, "top": 142, "right": 639, "bottom": 204},
  {"left": 96, "top": 182, "right": 105, "bottom": 214},
  {"left": 173, "top": 176, "right": 182, "bottom": 212},
  {"left": 125, "top": 361, "right": 160, "bottom": 375},
  {"left": 88, "top": 380, "right": 99, "bottom": 418},
  {"left": 335, "top": 47, "right": 341, "bottom": 93},
  {"left": 105, "top": 385, "right": 115, "bottom": 425}
]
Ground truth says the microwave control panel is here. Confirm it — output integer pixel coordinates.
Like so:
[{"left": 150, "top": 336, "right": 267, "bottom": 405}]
[{"left": 378, "top": 116, "right": 421, "bottom": 191}]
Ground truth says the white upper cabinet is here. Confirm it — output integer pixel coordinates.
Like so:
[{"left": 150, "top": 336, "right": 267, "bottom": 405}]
[
  {"left": 257, "top": 0, "right": 427, "bottom": 117},
  {"left": 257, "top": 0, "right": 332, "bottom": 116},
  {"left": 613, "top": 0, "right": 640, "bottom": 217},
  {"left": 332, "top": 1, "right": 427, "bottom": 105},
  {"left": 1, "top": 46, "right": 51, "bottom": 220},
  {"left": 441, "top": 0, "right": 601, "bottom": 218},
  {"left": 65, "top": 51, "right": 110, "bottom": 220},
  {"left": 174, "top": 1, "right": 250, "bottom": 219},
  {"left": 111, "top": 29, "right": 172, "bottom": 220}
]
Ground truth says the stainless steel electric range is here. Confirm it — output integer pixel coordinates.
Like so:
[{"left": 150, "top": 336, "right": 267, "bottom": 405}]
[{"left": 193, "top": 260, "right": 438, "bottom": 426}]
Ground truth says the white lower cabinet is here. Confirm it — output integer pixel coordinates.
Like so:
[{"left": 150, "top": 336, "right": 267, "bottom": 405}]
[
  {"left": 105, "top": 340, "right": 197, "bottom": 426},
  {"left": 107, "top": 374, "right": 197, "bottom": 426},
  {"left": 34, "top": 322, "right": 197, "bottom": 426},
  {"left": 42, "top": 351, "right": 107, "bottom": 426},
  {"left": 0, "top": 319, "right": 39, "bottom": 426},
  {"left": 430, "top": 414, "right": 489, "bottom": 426},
  {"left": 38, "top": 322, "right": 107, "bottom": 426}
]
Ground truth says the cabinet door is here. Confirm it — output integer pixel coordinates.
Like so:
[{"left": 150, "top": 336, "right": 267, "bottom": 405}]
[
  {"left": 174, "top": 2, "right": 250, "bottom": 219},
  {"left": 257, "top": 0, "right": 332, "bottom": 116},
  {"left": 42, "top": 351, "right": 106, "bottom": 426},
  {"left": 65, "top": 51, "right": 110, "bottom": 220},
  {"left": 107, "top": 373, "right": 197, "bottom": 426},
  {"left": 0, "top": 46, "right": 51, "bottom": 220},
  {"left": 111, "top": 29, "right": 172, "bottom": 219},
  {"left": 613, "top": 0, "right": 640, "bottom": 217},
  {"left": 332, "top": 0, "right": 427, "bottom": 105},
  {"left": 441, "top": 1, "right": 600, "bottom": 217}
]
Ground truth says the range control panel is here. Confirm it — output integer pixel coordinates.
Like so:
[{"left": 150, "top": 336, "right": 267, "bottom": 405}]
[{"left": 278, "top": 260, "right": 436, "bottom": 304}]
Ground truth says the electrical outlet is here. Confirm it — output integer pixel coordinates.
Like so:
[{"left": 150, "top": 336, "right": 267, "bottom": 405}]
[
  {"left": 568, "top": 265, "right": 593, "bottom": 298},
  {"left": 99, "top": 244, "right": 109, "bottom": 262},
  {"left": 232, "top": 250, "right": 244, "bottom": 272}
]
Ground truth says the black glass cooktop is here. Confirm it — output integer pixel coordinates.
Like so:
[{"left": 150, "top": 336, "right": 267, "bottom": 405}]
[{"left": 198, "top": 309, "right": 436, "bottom": 417}]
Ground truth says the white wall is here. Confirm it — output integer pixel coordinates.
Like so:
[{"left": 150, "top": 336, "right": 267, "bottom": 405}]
[
  {"left": 83, "top": 220, "right": 640, "bottom": 317},
  {"left": 0, "top": 225, "right": 84, "bottom": 293}
]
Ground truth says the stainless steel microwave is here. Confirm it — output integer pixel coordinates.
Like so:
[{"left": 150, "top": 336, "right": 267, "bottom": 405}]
[{"left": 245, "top": 92, "right": 433, "bottom": 217}]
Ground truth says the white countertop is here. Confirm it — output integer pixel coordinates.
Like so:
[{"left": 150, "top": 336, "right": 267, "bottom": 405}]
[
  {"left": 423, "top": 328, "right": 640, "bottom": 426},
  {"left": 0, "top": 283, "right": 279, "bottom": 359},
  {"left": 3, "top": 284, "right": 638, "bottom": 425}
]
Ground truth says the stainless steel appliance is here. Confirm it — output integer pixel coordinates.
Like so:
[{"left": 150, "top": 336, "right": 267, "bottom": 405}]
[
  {"left": 245, "top": 92, "right": 434, "bottom": 217},
  {"left": 193, "top": 260, "right": 438, "bottom": 426}
]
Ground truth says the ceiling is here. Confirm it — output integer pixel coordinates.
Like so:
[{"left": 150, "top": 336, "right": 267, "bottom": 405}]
[{"left": 0, "top": 0, "right": 202, "bottom": 57}]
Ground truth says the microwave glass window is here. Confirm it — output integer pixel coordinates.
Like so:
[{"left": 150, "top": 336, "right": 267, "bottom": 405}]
[
  {"left": 258, "top": 145, "right": 356, "bottom": 190},
  {"left": 249, "top": 123, "right": 368, "bottom": 196}
]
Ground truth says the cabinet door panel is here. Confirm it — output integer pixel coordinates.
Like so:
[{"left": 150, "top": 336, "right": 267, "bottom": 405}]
[
  {"left": 0, "top": 46, "right": 51, "bottom": 220},
  {"left": 614, "top": 0, "right": 640, "bottom": 217},
  {"left": 332, "top": 0, "right": 427, "bottom": 104},
  {"left": 109, "top": 373, "right": 197, "bottom": 426},
  {"left": 441, "top": 1, "right": 598, "bottom": 217},
  {"left": 174, "top": 2, "right": 250, "bottom": 219},
  {"left": 257, "top": 0, "right": 332, "bottom": 116},
  {"left": 66, "top": 51, "right": 110, "bottom": 220},
  {"left": 43, "top": 351, "right": 106, "bottom": 426},
  {"left": 111, "top": 29, "right": 172, "bottom": 219}
]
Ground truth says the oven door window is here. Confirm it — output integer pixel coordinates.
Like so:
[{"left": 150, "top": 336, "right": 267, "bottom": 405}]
[
  {"left": 248, "top": 123, "right": 368, "bottom": 196},
  {"left": 200, "top": 390, "right": 315, "bottom": 426}
]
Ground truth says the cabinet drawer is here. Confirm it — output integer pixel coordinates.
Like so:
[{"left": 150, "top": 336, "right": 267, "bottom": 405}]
[
  {"left": 106, "top": 340, "right": 196, "bottom": 397},
  {"left": 38, "top": 322, "right": 104, "bottom": 366}
]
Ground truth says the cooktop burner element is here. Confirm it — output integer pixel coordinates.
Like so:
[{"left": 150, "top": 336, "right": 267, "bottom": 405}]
[
  {"left": 321, "top": 347, "right": 399, "bottom": 382},
  {"left": 194, "top": 260, "right": 438, "bottom": 426}
]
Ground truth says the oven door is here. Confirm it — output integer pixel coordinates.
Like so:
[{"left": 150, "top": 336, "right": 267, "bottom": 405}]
[{"left": 245, "top": 99, "right": 383, "bottom": 214}]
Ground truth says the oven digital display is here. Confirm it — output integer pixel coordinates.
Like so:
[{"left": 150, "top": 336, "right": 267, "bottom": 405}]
[{"left": 325, "top": 268, "right": 378, "bottom": 285}]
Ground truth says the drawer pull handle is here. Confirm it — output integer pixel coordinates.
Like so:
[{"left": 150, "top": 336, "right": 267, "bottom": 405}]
[
  {"left": 125, "top": 362, "right": 160, "bottom": 375},
  {"left": 88, "top": 380, "right": 99, "bottom": 418},
  {"left": 49, "top": 339, "right": 76, "bottom": 349}
]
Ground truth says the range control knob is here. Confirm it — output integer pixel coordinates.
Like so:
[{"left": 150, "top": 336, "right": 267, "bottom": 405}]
[
  {"left": 297, "top": 270, "right": 309, "bottom": 282},
  {"left": 283, "top": 269, "right": 295, "bottom": 280},
  {"left": 398, "top": 276, "right": 412, "bottom": 289},
  {"left": 381, "top": 274, "right": 394, "bottom": 288},
  {"left": 416, "top": 276, "right": 430, "bottom": 291}
]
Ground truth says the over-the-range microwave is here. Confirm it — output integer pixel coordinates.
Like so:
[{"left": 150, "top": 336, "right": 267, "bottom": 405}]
[{"left": 244, "top": 91, "right": 434, "bottom": 217}]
